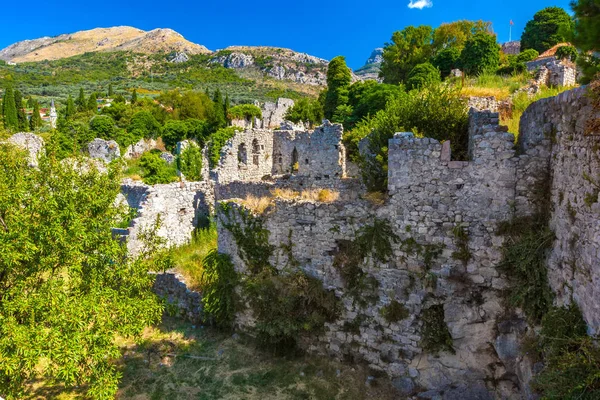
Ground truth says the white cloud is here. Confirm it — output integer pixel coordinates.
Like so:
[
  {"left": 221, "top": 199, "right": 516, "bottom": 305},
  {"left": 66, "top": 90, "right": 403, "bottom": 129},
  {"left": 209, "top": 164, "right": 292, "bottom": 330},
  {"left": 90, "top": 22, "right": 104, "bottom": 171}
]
[{"left": 408, "top": 0, "right": 433, "bottom": 9}]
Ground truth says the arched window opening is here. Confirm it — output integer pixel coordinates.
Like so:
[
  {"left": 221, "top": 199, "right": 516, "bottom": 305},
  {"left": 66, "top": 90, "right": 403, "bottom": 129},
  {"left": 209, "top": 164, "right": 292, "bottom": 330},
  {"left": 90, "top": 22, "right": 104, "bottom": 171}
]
[
  {"left": 238, "top": 143, "right": 248, "bottom": 167},
  {"left": 291, "top": 147, "right": 299, "bottom": 173},
  {"left": 252, "top": 139, "right": 260, "bottom": 165}
]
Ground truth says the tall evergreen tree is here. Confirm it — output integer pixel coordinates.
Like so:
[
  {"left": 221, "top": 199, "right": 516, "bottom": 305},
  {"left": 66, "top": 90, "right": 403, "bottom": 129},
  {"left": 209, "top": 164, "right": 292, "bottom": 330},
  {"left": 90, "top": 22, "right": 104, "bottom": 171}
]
[
  {"left": 2, "top": 86, "right": 18, "bottom": 131},
  {"left": 521, "top": 7, "right": 574, "bottom": 53},
  {"left": 224, "top": 93, "right": 230, "bottom": 121},
  {"left": 30, "top": 101, "right": 42, "bottom": 130},
  {"left": 108, "top": 83, "right": 114, "bottom": 97},
  {"left": 88, "top": 93, "right": 97, "bottom": 112},
  {"left": 324, "top": 56, "right": 352, "bottom": 120},
  {"left": 211, "top": 89, "right": 226, "bottom": 129},
  {"left": 76, "top": 88, "right": 86, "bottom": 112},
  {"left": 66, "top": 95, "right": 76, "bottom": 119},
  {"left": 131, "top": 89, "right": 138, "bottom": 104},
  {"left": 14, "top": 89, "right": 28, "bottom": 131}
]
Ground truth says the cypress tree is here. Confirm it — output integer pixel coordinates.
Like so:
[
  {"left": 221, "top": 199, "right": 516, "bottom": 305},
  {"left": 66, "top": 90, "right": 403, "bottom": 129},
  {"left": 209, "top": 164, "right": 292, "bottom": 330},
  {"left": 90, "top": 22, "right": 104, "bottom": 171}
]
[
  {"left": 324, "top": 56, "right": 352, "bottom": 120},
  {"left": 108, "top": 83, "right": 114, "bottom": 97},
  {"left": 15, "top": 89, "right": 28, "bottom": 131},
  {"left": 224, "top": 93, "right": 230, "bottom": 122},
  {"left": 88, "top": 93, "right": 97, "bottom": 112},
  {"left": 131, "top": 89, "right": 138, "bottom": 104},
  {"left": 211, "top": 89, "right": 226, "bottom": 129},
  {"left": 66, "top": 95, "right": 75, "bottom": 119},
  {"left": 30, "top": 101, "right": 42, "bottom": 130},
  {"left": 2, "top": 86, "right": 19, "bottom": 131},
  {"left": 76, "top": 88, "right": 86, "bottom": 112}
]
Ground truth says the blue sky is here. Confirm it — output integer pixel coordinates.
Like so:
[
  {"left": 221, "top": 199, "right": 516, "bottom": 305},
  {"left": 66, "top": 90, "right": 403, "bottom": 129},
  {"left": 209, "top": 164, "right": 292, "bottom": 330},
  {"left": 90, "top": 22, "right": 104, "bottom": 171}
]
[{"left": 0, "top": 0, "right": 572, "bottom": 69}]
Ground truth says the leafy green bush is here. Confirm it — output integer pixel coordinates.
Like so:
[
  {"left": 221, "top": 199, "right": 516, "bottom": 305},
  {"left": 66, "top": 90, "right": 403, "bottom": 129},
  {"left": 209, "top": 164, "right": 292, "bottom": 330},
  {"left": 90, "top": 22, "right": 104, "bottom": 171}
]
[
  {"left": 285, "top": 97, "right": 324, "bottom": 127},
  {"left": 139, "top": 151, "right": 178, "bottom": 185},
  {"left": 420, "top": 304, "right": 454, "bottom": 354},
  {"left": 460, "top": 32, "right": 501, "bottom": 76},
  {"left": 227, "top": 104, "right": 262, "bottom": 121},
  {"left": 517, "top": 49, "right": 540, "bottom": 63},
  {"left": 128, "top": 110, "right": 161, "bottom": 139},
  {"left": 177, "top": 142, "right": 203, "bottom": 181},
  {"left": 0, "top": 144, "right": 163, "bottom": 399},
  {"left": 532, "top": 304, "right": 600, "bottom": 399},
  {"left": 89, "top": 114, "right": 116, "bottom": 138},
  {"left": 357, "top": 84, "right": 468, "bottom": 192},
  {"left": 432, "top": 47, "right": 462, "bottom": 78},
  {"left": 244, "top": 269, "right": 339, "bottom": 352},
  {"left": 555, "top": 45, "right": 578, "bottom": 62},
  {"left": 201, "top": 250, "right": 238, "bottom": 328},
  {"left": 406, "top": 63, "right": 441, "bottom": 90}
]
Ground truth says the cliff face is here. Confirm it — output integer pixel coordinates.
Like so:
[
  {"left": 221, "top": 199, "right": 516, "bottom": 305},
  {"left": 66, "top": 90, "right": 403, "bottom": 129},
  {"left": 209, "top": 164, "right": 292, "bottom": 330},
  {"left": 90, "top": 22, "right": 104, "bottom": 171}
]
[
  {"left": 0, "top": 27, "right": 210, "bottom": 63},
  {"left": 355, "top": 48, "right": 383, "bottom": 81}
]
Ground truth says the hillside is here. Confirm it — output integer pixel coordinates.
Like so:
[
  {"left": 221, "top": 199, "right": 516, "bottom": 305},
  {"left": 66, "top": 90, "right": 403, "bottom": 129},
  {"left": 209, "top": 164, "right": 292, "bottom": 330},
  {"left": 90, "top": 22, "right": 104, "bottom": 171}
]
[{"left": 0, "top": 26, "right": 210, "bottom": 63}]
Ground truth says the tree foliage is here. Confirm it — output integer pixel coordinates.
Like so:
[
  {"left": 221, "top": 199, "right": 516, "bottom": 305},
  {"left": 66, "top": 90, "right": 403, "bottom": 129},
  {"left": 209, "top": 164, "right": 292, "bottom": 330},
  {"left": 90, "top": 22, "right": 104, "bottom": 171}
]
[
  {"left": 324, "top": 56, "right": 352, "bottom": 120},
  {"left": 0, "top": 145, "right": 163, "bottom": 399},
  {"left": 521, "top": 6, "right": 574, "bottom": 53},
  {"left": 2, "top": 86, "right": 18, "bottom": 132},
  {"left": 432, "top": 47, "right": 462, "bottom": 78},
  {"left": 227, "top": 104, "right": 262, "bottom": 122},
  {"left": 555, "top": 44, "right": 578, "bottom": 61},
  {"left": 139, "top": 151, "right": 177, "bottom": 185},
  {"left": 284, "top": 97, "right": 324, "bottom": 127},
  {"left": 432, "top": 20, "right": 492, "bottom": 53},
  {"left": 406, "top": 63, "right": 441, "bottom": 90},
  {"left": 380, "top": 25, "right": 434, "bottom": 84},
  {"left": 29, "top": 101, "right": 42, "bottom": 131},
  {"left": 516, "top": 49, "right": 540, "bottom": 63},
  {"left": 177, "top": 142, "right": 203, "bottom": 181},
  {"left": 460, "top": 32, "right": 501, "bottom": 75},
  {"left": 572, "top": 0, "right": 600, "bottom": 53}
]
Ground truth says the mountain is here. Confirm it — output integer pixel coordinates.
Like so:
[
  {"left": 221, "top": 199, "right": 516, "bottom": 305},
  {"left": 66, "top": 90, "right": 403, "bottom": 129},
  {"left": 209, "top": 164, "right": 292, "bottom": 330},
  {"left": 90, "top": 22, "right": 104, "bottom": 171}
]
[
  {"left": 354, "top": 48, "right": 383, "bottom": 81},
  {"left": 0, "top": 26, "right": 210, "bottom": 63}
]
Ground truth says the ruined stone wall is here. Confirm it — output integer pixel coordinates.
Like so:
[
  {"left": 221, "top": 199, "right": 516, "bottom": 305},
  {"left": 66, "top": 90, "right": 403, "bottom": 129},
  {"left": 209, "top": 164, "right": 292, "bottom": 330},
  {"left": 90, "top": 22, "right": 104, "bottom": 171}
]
[
  {"left": 212, "top": 129, "right": 274, "bottom": 184},
  {"left": 121, "top": 179, "right": 214, "bottom": 255},
  {"left": 520, "top": 87, "right": 600, "bottom": 334},
  {"left": 216, "top": 112, "right": 527, "bottom": 398},
  {"left": 254, "top": 97, "right": 295, "bottom": 129},
  {"left": 272, "top": 121, "right": 346, "bottom": 179},
  {"left": 153, "top": 272, "right": 203, "bottom": 323}
]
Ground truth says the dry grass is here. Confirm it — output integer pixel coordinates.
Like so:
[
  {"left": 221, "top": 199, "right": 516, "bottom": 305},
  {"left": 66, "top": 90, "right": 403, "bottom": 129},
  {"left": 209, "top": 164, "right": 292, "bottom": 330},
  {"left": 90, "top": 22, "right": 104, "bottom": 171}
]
[
  {"left": 271, "top": 188, "right": 340, "bottom": 203},
  {"left": 460, "top": 86, "right": 511, "bottom": 100},
  {"left": 363, "top": 191, "right": 387, "bottom": 206},
  {"left": 240, "top": 195, "right": 273, "bottom": 214}
]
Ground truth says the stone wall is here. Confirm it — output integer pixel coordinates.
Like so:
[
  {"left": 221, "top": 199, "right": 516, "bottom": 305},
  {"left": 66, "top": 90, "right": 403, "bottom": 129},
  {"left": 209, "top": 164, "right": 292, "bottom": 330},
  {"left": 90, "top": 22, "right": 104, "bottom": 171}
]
[
  {"left": 272, "top": 121, "right": 346, "bottom": 179},
  {"left": 212, "top": 129, "right": 275, "bottom": 184},
  {"left": 153, "top": 272, "right": 203, "bottom": 323},
  {"left": 121, "top": 179, "right": 214, "bottom": 255},
  {"left": 519, "top": 87, "right": 600, "bottom": 334},
  {"left": 530, "top": 58, "right": 577, "bottom": 87},
  {"left": 215, "top": 88, "right": 600, "bottom": 397},
  {"left": 254, "top": 98, "right": 295, "bottom": 129}
]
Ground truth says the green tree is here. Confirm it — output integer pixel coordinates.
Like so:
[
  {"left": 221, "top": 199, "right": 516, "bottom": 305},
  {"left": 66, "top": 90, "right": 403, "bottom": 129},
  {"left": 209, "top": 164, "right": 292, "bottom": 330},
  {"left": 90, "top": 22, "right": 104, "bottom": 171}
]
[
  {"left": 108, "top": 83, "right": 114, "bottom": 97},
  {"left": 88, "top": 93, "right": 98, "bottom": 112},
  {"left": 2, "top": 86, "right": 18, "bottom": 132},
  {"left": 324, "top": 56, "right": 352, "bottom": 120},
  {"left": 177, "top": 142, "right": 203, "bottom": 181},
  {"left": 432, "top": 20, "right": 492, "bottom": 54},
  {"left": 555, "top": 45, "right": 578, "bottom": 61},
  {"left": 380, "top": 25, "right": 434, "bottom": 84},
  {"left": 348, "top": 82, "right": 403, "bottom": 125},
  {"left": 65, "top": 95, "right": 76, "bottom": 119},
  {"left": 76, "top": 88, "right": 86, "bottom": 112},
  {"left": 0, "top": 145, "right": 164, "bottom": 399},
  {"left": 521, "top": 7, "right": 574, "bottom": 53},
  {"left": 517, "top": 49, "right": 540, "bottom": 63},
  {"left": 211, "top": 89, "right": 226, "bottom": 129},
  {"left": 285, "top": 98, "right": 324, "bottom": 127},
  {"left": 460, "top": 32, "right": 500, "bottom": 75},
  {"left": 14, "top": 90, "right": 28, "bottom": 131},
  {"left": 571, "top": 0, "right": 600, "bottom": 52},
  {"left": 162, "top": 120, "right": 190, "bottom": 151},
  {"left": 89, "top": 115, "right": 116, "bottom": 139},
  {"left": 29, "top": 101, "right": 42, "bottom": 130},
  {"left": 131, "top": 88, "right": 138, "bottom": 104},
  {"left": 227, "top": 104, "right": 262, "bottom": 126},
  {"left": 406, "top": 63, "right": 441, "bottom": 90},
  {"left": 128, "top": 111, "right": 161, "bottom": 140},
  {"left": 139, "top": 151, "right": 177, "bottom": 184},
  {"left": 432, "top": 47, "right": 462, "bottom": 78},
  {"left": 224, "top": 93, "right": 230, "bottom": 122}
]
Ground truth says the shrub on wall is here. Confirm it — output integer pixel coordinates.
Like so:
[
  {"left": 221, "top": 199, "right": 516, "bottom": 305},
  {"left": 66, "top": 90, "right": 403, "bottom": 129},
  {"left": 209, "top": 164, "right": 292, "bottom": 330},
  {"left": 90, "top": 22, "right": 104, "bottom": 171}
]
[
  {"left": 201, "top": 250, "right": 238, "bottom": 328},
  {"left": 406, "top": 63, "right": 441, "bottom": 90},
  {"left": 139, "top": 151, "right": 178, "bottom": 185},
  {"left": 358, "top": 83, "right": 468, "bottom": 192},
  {"left": 208, "top": 126, "right": 241, "bottom": 169},
  {"left": 177, "top": 142, "right": 203, "bottom": 181},
  {"left": 555, "top": 45, "right": 578, "bottom": 62}
]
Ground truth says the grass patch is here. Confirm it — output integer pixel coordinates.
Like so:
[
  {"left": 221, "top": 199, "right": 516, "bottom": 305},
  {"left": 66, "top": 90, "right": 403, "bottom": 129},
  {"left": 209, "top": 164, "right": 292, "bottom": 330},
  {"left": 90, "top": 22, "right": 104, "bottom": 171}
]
[
  {"left": 24, "top": 317, "right": 399, "bottom": 399},
  {"left": 171, "top": 224, "right": 218, "bottom": 291}
]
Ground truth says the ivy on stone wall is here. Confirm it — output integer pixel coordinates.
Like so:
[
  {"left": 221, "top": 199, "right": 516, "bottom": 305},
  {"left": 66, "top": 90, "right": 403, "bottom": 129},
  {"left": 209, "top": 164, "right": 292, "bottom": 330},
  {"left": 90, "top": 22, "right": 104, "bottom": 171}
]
[
  {"left": 420, "top": 304, "right": 454, "bottom": 354},
  {"left": 201, "top": 250, "right": 238, "bottom": 328},
  {"left": 217, "top": 201, "right": 340, "bottom": 353}
]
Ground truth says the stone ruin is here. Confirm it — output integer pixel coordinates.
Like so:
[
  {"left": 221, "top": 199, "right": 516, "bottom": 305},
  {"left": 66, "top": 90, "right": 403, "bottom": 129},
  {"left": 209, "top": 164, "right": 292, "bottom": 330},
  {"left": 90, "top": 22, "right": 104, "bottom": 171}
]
[
  {"left": 4, "top": 132, "right": 45, "bottom": 167},
  {"left": 8, "top": 90, "right": 600, "bottom": 399},
  {"left": 527, "top": 57, "right": 578, "bottom": 88}
]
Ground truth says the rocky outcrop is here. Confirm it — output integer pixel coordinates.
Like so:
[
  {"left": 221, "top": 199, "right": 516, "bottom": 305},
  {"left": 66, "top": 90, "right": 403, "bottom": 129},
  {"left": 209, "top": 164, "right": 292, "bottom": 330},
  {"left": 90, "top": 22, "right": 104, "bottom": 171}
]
[
  {"left": 123, "top": 138, "right": 158, "bottom": 159},
  {"left": 6, "top": 133, "right": 44, "bottom": 167},
  {"left": 501, "top": 41, "right": 521, "bottom": 55},
  {"left": 354, "top": 48, "right": 383, "bottom": 81},
  {"left": 88, "top": 138, "right": 120, "bottom": 163}
]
